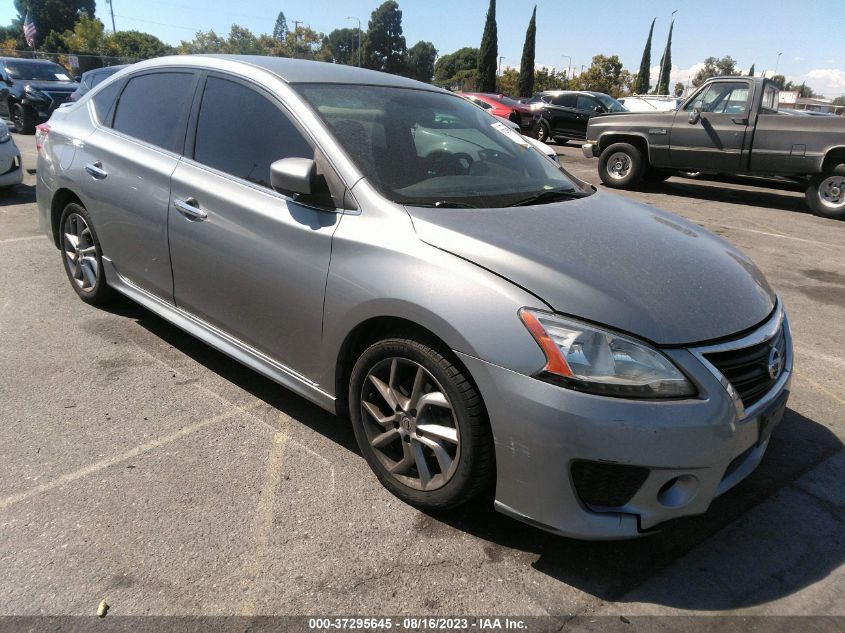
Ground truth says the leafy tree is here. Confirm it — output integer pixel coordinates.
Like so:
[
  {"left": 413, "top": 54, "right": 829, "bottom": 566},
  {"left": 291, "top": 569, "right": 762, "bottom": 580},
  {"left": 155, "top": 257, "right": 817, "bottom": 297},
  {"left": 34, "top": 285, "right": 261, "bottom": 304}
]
[
  {"left": 361, "top": 0, "right": 407, "bottom": 75},
  {"left": 13, "top": 0, "right": 96, "bottom": 48},
  {"left": 692, "top": 56, "right": 740, "bottom": 86},
  {"left": 673, "top": 81, "right": 684, "bottom": 97},
  {"left": 283, "top": 25, "right": 324, "bottom": 59},
  {"left": 497, "top": 67, "right": 518, "bottom": 95},
  {"left": 832, "top": 96, "right": 845, "bottom": 106},
  {"left": 534, "top": 67, "right": 567, "bottom": 91},
  {"left": 747, "top": 63, "right": 755, "bottom": 77},
  {"left": 656, "top": 19, "right": 673, "bottom": 94},
  {"left": 476, "top": 0, "right": 497, "bottom": 92},
  {"left": 0, "top": 25, "right": 26, "bottom": 51},
  {"left": 273, "top": 12, "right": 288, "bottom": 42},
  {"left": 61, "top": 13, "right": 104, "bottom": 54},
  {"left": 407, "top": 40, "right": 437, "bottom": 82},
  {"left": 324, "top": 27, "right": 360, "bottom": 65},
  {"left": 105, "top": 31, "right": 172, "bottom": 59},
  {"left": 634, "top": 18, "right": 655, "bottom": 94},
  {"left": 221, "top": 24, "right": 265, "bottom": 55},
  {"left": 517, "top": 6, "right": 535, "bottom": 98},
  {"left": 572, "top": 54, "right": 631, "bottom": 97},
  {"left": 433, "top": 47, "right": 477, "bottom": 86},
  {"left": 178, "top": 30, "right": 226, "bottom": 54}
]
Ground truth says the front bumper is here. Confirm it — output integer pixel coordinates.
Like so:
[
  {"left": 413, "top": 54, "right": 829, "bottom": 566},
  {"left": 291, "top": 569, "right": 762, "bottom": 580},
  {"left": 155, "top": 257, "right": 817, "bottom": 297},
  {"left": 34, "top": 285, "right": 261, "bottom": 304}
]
[
  {"left": 456, "top": 309, "right": 793, "bottom": 540},
  {"left": 0, "top": 141, "right": 22, "bottom": 187},
  {"left": 581, "top": 142, "right": 598, "bottom": 159}
]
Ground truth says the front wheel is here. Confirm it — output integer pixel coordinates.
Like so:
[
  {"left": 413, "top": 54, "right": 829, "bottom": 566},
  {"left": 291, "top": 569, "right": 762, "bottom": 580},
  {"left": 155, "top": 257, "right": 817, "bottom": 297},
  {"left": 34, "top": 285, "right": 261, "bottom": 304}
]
[
  {"left": 536, "top": 121, "right": 551, "bottom": 143},
  {"left": 806, "top": 172, "right": 845, "bottom": 220},
  {"left": 348, "top": 337, "right": 494, "bottom": 510},
  {"left": 598, "top": 142, "right": 645, "bottom": 189},
  {"left": 11, "top": 102, "right": 35, "bottom": 134}
]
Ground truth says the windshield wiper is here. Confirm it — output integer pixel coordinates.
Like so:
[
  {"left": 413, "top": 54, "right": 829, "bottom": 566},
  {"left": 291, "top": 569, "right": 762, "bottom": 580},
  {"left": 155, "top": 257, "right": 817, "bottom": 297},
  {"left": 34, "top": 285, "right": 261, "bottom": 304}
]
[
  {"left": 404, "top": 200, "right": 477, "bottom": 208},
  {"left": 506, "top": 188, "right": 589, "bottom": 207}
]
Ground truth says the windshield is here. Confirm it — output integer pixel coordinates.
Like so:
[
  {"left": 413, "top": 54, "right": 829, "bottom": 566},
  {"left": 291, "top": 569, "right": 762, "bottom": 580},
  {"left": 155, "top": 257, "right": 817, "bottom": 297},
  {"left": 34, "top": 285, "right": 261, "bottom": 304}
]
[
  {"left": 295, "top": 84, "right": 586, "bottom": 208},
  {"left": 5, "top": 60, "right": 71, "bottom": 81},
  {"left": 595, "top": 94, "right": 627, "bottom": 112}
]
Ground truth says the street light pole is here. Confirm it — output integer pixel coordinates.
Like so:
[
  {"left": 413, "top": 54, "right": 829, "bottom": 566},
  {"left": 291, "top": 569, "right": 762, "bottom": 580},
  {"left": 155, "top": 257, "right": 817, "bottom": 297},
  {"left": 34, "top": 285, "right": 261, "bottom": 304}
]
[
  {"left": 498, "top": 56, "right": 505, "bottom": 77},
  {"left": 346, "top": 16, "right": 362, "bottom": 67},
  {"left": 561, "top": 54, "right": 571, "bottom": 87},
  {"left": 774, "top": 51, "right": 783, "bottom": 76},
  {"left": 105, "top": 0, "right": 116, "bottom": 32}
]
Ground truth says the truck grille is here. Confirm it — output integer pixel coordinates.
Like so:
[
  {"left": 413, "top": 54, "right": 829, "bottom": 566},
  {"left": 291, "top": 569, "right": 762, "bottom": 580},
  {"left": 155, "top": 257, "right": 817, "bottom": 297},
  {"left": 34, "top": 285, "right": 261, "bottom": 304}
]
[
  {"left": 570, "top": 460, "right": 649, "bottom": 508},
  {"left": 703, "top": 325, "right": 786, "bottom": 409}
]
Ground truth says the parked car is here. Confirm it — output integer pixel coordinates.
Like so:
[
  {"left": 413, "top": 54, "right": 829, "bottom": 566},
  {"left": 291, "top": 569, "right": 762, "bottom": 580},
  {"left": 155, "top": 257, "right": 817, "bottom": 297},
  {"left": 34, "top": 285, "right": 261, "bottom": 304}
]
[
  {"left": 0, "top": 58, "right": 78, "bottom": 133},
  {"left": 494, "top": 115, "right": 559, "bottom": 163},
  {"left": 458, "top": 92, "right": 539, "bottom": 135},
  {"left": 582, "top": 76, "right": 845, "bottom": 219},
  {"left": 38, "top": 56, "right": 792, "bottom": 539},
  {"left": 618, "top": 95, "right": 683, "bottom": 112},
  {"left": 0, "top": 120, "right": 23, "bottom": 189},
  {"left": 526, "top": 90, "right": 627, "bottom": 144},
  {"left": 69, "top": 65, "right": 127, "bottom": 102}
]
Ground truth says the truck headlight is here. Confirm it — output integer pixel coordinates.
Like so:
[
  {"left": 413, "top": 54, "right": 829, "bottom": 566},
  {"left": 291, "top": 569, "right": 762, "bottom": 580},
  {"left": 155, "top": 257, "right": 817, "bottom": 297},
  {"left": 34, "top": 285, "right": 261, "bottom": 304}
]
[{"left": 519, "top": 309, "right": 696, "bottom": 398}]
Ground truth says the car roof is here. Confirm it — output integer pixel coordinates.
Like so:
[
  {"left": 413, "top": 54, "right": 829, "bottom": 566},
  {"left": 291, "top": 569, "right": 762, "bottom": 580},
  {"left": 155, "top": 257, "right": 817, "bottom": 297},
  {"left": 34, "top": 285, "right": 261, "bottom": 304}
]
[
  {"left": 83, "top": 64, "right": 128, "bottom": 76},
  {"left": 536, "top": 90, "right": 607, "bottom": 97},
  {"left": 127, "top": 54, "right": 445, "bottom": 92},
  {"left": 0, "top": 57, "right": 61, "bottom": 65}
]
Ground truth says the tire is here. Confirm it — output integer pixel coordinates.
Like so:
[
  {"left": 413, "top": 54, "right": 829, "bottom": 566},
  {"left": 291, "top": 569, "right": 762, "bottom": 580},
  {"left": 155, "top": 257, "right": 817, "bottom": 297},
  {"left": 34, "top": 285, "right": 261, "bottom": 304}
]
[
  {"left": 59, "top": 202, "right": 116, "bottom": 305},
  {"left": 805, "top": 172, "right": 845, "bottom": 220},
  {"left": 536, "top": 121, "right": 551, "bottom": 143},
  {"left": 11, "top": 102, "right": 36, "bottom": 134},
  {"left": 643, "top": 168, "right": 672, "bottom": 183},
  {"left": 348, "top": 337, "right": 495, "bottom": 510},
  {"left": 598, "top": 142, "right": 645, "bottom": 189}
]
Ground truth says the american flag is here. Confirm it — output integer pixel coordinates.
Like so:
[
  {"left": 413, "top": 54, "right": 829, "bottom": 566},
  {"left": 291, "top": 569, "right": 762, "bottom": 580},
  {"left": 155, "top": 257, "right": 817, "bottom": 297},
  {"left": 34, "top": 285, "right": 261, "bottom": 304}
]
[{"left": 23, "top": 11, "right": 37, "bottom": 48}]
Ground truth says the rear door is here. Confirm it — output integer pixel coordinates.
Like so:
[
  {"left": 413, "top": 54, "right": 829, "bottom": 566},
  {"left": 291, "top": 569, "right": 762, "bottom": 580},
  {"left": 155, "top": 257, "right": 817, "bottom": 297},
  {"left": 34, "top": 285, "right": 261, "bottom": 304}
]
[
  {"left": 168, "top": 73, "right": 339, "bottom": 379},
  {"left": 669, "top": 79, "right": 752, "bottom": 171},
  {"left": 78, "top": 69, "right": 199, "bottom": 300}
]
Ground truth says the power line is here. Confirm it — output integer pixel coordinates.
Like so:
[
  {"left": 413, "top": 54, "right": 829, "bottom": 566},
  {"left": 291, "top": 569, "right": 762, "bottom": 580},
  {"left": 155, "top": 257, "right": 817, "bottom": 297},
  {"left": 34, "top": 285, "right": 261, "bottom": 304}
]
[{"left": 113, "top": 14, "right": 200, "bottom": 32}]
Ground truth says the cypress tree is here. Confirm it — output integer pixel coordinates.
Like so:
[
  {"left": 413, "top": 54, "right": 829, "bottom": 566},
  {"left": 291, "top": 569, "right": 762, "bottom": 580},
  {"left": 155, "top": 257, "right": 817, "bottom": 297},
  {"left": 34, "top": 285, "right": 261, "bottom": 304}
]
[
  {"left": 748, "top": 63, "right": 755, "bottom": 77},
  {"left": 477, "top": 0, "right": 497, "bottom": 92},
  {"left": 517, "top": 6, "right": 536, "bottom": 98},
  {"left": 634, "top": 18, "right": 655, "bottom": 94},
  {"left": 657, "top": 19, "right": 673, "bottom": 94}
]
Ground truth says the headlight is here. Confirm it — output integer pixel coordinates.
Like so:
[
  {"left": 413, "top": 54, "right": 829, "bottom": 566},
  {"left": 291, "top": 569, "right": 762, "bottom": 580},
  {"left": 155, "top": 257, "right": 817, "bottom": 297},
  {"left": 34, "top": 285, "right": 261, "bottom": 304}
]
[
  {"left": 24, "top": 85, "right": 50, "bottom": 101},
  {"left": 0, "top": 123, "right": 9, "bottom": 143},
  {"left": 519, "top": 309, "right": 696, "bottom": 398}
]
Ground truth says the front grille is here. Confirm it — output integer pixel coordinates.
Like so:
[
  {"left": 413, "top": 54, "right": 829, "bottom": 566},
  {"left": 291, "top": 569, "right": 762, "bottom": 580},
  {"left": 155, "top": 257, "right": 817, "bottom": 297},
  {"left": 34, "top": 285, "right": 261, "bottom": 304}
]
[
  {"left": 571, "top": 460, "right": 650, "bottom": 508},
  {"left": 704, "top": 325, "right": 786, "bottom": 409}
]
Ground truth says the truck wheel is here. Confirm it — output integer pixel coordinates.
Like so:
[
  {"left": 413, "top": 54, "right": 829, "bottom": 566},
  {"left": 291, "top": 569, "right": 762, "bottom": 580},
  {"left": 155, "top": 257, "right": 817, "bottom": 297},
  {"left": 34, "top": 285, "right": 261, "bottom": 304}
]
[
  {"left": 806, "top": 172, "right": 845, "bottom": 220},
  {"left": 598, "top": 143, "right": 645, "bottom": 189},
  {"left": 11, "top": 102, "right": 36, "bottom": 134}
]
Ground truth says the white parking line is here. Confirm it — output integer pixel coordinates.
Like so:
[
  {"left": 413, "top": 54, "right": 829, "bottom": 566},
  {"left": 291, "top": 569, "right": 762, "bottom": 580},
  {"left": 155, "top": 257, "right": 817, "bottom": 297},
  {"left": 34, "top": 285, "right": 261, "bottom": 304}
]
[
  {"left": 0, "top": 235, "right": 43, "bottom": 244},
  {"left": 715, "top": 224, "right": 845, "bottom": 249}
]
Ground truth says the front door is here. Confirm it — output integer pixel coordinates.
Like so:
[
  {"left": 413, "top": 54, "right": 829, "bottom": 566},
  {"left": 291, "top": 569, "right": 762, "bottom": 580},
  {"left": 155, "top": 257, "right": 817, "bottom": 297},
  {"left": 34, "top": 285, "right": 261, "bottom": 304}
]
[
  {"left": 546, "top": 93, "right": 578, "bottom": 138},
  {"left": 168, "top": 74, "right": 339, "bottom": 380},
  {"left": 669, "top": 80, "right": 752, "bottom": 171}
]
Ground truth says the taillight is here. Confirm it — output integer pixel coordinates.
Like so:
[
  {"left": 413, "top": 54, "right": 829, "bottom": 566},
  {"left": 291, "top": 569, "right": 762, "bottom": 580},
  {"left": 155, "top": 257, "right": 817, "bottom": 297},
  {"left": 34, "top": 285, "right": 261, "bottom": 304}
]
[{"left": 35, "top": 123, "right": 50, "bottom": 153}]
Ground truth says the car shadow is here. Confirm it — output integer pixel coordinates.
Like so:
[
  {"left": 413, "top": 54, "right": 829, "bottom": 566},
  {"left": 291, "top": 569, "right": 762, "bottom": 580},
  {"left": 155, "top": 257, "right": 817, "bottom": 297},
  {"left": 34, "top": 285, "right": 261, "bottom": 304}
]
[
  {"left": 0, "top": 183, "right": 35, "bottom": 206},
  {"left": 640, "top": 177, "right": 810, "bottom": 215},
  {"left": 102, "top": 298, "right": 844, "bottom": 611}
]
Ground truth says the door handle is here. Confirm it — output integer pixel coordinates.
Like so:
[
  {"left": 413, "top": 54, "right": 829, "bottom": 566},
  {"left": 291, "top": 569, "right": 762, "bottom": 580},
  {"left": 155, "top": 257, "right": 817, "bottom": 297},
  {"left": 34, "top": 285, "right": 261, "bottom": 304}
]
[
  {"left": 174, "top": 197, "right": 208, "bottom": 221},
  {"left": 732, "top": 117, "right": 749, "bottom": 125},
  {"left": 84, "top": 161, "right": 108, "bottom": 179}
]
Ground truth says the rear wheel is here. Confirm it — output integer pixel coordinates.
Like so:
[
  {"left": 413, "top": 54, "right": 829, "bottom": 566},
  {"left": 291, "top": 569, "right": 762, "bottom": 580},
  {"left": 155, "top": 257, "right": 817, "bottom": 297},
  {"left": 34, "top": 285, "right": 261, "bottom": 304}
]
[
  {"left": 598, "top": 142, "right": 645, "bottom": 189},
  {"left": 349, "top": 337, "right": 494, "bottom": 510},
  {"left": 806, "top": 172, "right": 845, "bottom": 220},
  {"left": 11, "top": 102, "right": 35, "bottom": 134},
  {"left": 59, "top": 202, "right": 116, "bottom": 305}
]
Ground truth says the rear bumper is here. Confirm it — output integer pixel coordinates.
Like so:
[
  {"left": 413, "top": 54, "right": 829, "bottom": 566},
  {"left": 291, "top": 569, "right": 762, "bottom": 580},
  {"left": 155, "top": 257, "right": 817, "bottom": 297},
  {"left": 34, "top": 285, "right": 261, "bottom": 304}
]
[
  {"left": 581, "top": 142, "right": 598, "bottom": 159},
  {"left": 456, "top": 312, "right": 793, "bottom": 540}
]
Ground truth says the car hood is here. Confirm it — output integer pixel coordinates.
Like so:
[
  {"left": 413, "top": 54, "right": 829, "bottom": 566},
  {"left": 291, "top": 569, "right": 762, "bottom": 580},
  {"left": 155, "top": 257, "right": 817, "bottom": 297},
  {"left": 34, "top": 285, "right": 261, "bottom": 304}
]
[
  {"left": 21, "top": 80, "right": 77, "bottom": 91},
  {"left": 406, "top": 191, "right": 775, "bottom": 346}
]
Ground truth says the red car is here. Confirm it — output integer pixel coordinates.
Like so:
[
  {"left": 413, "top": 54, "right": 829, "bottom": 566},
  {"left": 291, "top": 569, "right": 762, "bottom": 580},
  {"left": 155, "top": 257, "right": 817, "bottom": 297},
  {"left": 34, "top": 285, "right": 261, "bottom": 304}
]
[{"left": 458, "top": 92, "right": 540, "bottom": 136}]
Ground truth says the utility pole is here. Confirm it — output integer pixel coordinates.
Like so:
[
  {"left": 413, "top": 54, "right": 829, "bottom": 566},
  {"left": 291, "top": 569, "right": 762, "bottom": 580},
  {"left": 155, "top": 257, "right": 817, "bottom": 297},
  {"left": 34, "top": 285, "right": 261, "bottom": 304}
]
[
  {"left": 346, "top": 16, "right": 361, "bottom": 67},
  {"left": 497, "top": 56, "right": 505, "bottom": 77},
  {"left": 106, "top": 0, "right": 116, "bottom": 32}
]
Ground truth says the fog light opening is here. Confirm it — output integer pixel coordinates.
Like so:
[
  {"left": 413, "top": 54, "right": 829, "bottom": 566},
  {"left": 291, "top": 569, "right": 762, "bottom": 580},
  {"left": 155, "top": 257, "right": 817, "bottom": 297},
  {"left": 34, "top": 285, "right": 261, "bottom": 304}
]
[{"left": 657, "top": 475, "right": 699, "bottom": 508}]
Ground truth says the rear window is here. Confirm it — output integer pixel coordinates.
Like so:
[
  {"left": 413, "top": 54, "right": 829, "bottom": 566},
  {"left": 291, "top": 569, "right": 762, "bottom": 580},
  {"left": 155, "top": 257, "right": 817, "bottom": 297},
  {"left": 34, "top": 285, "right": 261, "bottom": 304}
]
[
  {"left": 91, "top": 80, "right": 121, "bottom": 124},
  {"left": 112, "top": 72, "right": 195, "bottom": 153}
]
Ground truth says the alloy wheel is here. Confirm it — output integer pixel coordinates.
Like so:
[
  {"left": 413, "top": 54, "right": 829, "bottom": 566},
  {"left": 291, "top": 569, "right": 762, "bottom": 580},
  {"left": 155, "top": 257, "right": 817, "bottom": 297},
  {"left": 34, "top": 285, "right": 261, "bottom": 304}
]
[
  {"left": 360, "top": 357, "right": 460, "bottom": 491},
  {"left": 63, "top": 212, "right": 99, "bottom": 292},
  {"left": 819, "top": 175, "right": 845, "bottom": 210}
]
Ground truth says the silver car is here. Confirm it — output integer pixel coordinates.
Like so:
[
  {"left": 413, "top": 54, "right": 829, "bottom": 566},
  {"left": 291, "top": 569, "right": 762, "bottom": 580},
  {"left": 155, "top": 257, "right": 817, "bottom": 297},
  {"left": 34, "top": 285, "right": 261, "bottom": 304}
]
[{"left": 36, "top": 56, "right": 792, "bottom": 539}]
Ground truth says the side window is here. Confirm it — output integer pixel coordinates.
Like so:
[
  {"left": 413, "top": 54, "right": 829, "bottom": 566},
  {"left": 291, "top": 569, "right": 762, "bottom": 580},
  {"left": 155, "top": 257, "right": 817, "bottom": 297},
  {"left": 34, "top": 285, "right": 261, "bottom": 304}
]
[
  {"left": 686, "top": 82, "right": 750, "bottom": 114},
  {"left": 761, "top": 85, "right": 778, "bottom": 113},
  {"left": 112, "top": 72, "right": 195, "bottom": 152},
  {"left": 91, "top": 80, "right": 122, "bottom": 124},
  {"left": 474, "top": 99, "right": 493, "bottom": 110},
  {"left": 552, "top": 94, "right": 576, "bottom": 108},
  {"left": 193, "top": 76, "right": 313, "bottom": 189},
  {"left": 577, "top": 95, "right": 596, "bottom": 112}
]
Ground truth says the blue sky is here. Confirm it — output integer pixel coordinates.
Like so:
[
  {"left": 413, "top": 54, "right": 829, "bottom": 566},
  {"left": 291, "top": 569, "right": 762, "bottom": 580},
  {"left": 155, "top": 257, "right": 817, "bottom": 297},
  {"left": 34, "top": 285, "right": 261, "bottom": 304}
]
[{"left": 3, "top": 0, "right": 844, "bottom": 96}]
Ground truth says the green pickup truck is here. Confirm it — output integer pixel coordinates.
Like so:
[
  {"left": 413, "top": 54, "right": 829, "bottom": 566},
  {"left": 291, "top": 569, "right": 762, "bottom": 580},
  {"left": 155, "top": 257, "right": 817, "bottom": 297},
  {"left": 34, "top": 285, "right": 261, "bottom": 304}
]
[{"left": 581, "top": 76, "right": 845, "bottom": 219}]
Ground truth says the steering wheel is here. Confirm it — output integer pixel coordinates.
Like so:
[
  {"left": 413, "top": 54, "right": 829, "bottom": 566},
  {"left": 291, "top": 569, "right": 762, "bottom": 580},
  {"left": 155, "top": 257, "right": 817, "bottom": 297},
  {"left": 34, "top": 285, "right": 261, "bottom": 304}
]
[{"left": 424, "top": 151, "right": 474, "bottom": 176}]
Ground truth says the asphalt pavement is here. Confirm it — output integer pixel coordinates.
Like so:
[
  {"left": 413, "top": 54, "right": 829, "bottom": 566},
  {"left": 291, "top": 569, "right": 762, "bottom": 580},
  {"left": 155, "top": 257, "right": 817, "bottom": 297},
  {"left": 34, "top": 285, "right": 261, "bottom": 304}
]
[{"left": 1, "top": 132, "right": 844, "bottom": 620}]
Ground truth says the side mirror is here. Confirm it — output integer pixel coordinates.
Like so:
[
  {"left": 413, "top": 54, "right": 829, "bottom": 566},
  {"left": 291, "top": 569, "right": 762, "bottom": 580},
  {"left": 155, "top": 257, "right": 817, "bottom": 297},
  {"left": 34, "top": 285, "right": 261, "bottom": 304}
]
[
  {"left": 688, "top": 102, "right": 703, "bottom": 124},
  {"left": 270, "top": 157, "right": 316, "bottom": 196}
]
